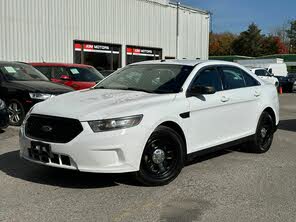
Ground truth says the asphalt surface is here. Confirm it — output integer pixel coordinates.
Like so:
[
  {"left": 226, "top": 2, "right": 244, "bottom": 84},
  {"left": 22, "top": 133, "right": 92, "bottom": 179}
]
[{"left": 0, "top": 94, "right": 296, "bottom": 222}]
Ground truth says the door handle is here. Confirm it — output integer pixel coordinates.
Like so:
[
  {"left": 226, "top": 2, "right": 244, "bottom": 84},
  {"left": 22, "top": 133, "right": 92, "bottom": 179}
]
[
  {"left": 254, "top": 91, "right": 261, "bottom": 97},
  {"left": 221, "top": 96, "right": 229, "bottom": 102}
]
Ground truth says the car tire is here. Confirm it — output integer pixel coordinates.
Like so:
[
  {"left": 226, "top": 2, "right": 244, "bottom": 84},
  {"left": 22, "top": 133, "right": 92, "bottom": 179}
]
[
  {"left": 135, "top": 126, "right": 185, "bottom": 186},
  {"left": 248, "top": 111, "right": 275, "bottom": 153},
  {"left": 7, "top": 99, "right": 25, "bottom": 126}
]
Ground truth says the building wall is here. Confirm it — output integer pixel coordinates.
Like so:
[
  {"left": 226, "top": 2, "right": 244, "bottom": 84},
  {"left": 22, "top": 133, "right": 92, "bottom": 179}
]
[{"left": 0, "top": 0, "right": 209, "bottom": 65}]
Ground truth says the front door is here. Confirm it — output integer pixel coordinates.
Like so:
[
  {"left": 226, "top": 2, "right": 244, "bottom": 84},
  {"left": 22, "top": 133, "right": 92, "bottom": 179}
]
[{"left": 186, "top": 66, "right": 229, "bottom": 152}]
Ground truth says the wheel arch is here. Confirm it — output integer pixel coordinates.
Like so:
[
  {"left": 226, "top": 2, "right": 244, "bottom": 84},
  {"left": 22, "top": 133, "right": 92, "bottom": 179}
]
[
  {"left": 263, "top": 107, "right": 277, "bottom": 127},
  {"left": 158, "top": 121, "right": 187, "bottom": 155}
]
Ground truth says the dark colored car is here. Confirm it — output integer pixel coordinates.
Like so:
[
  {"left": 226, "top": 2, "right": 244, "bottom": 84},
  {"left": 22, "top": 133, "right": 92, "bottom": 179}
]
[
  {"left": 0, "top": 99, "right": 9, "bottom": 129},
  {"left": 30, "top": 63, "right": 104, "bottom": 90},
  {"left": 275, "top": 74, "right": 296, "bottom": 93},
  {"left": 99, "top": 70, "right": 115, "bottom": 77},
  {"left": 0, "top": 61, "right": 73, "bottom": 126}
]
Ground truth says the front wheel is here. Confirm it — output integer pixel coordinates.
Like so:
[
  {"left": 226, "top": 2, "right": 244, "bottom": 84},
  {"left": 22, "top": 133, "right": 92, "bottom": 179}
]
[
  {"left": 248, "top": 111, "right": 275, "bottom": 153},
  {"left": 135, "top": 126, "right": 185, "bottom": 186},
  {"left": 7, "top": 99, "right": 25, "bottom": 126}
]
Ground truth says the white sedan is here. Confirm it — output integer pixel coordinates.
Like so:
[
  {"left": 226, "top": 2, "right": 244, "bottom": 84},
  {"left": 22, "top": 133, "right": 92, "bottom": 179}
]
[
  {"left": 19, "top": 60, "right": 279, "bottom": 186},
  {"left": 251, "top": 68, "right": 279, "bottom": 87}
]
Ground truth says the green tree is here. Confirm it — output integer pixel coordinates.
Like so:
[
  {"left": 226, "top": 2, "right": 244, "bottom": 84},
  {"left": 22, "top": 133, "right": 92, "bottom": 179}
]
[
  {"left": 286, "top": 20, "right": 296, "bottom": 53},
  {"left": 232, "top": 23, "right": 264, "bottom": 57}
]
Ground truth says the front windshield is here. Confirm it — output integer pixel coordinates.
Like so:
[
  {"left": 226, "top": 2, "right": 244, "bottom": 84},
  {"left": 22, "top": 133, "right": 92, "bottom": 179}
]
[
  {"left": 94, "top": 64, "right": 194, "bottom": 93},
  {"left": 67, "top": 67, "right": 104, "bottom": 82},
  {"left": 0, "top": 63, "right": 48, "bottom": 81}
]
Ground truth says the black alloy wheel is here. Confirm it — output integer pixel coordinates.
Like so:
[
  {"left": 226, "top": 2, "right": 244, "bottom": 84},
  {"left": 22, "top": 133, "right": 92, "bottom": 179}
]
[
  {"left": 136, "top": 126, "right": 185, "bottom": 186},
  {"left": 249, "top": 111, "right": 275, "bottom": 153}
]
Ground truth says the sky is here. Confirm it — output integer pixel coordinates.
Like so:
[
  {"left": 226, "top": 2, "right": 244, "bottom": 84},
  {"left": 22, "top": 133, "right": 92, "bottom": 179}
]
[{"left": 180, "top": 0, "right": 296, "bottom": 34}]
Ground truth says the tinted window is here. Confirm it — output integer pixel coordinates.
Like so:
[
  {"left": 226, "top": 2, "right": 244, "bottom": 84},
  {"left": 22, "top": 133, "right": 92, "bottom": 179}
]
[
  {"left": 0, "top": 63, "right": 48, "bottom": 81},
  {"left": 191, "top": 67, "right": 222, "bottom": 91},
  {"left": 255, "top": 69, "right": 268, "bottom": 76},
  {"left": 52, "top": 67, "right": 69, "bottom": 79},
  {"left": 221, "top": 67, "right": 246, "bottom": 90},
  {"left": 67, "top": 67, "right": 104, "bottom": 82},
  {"left": 35, "top": 66, "right": 52, "bottom": 79},
  {"left": 241, "top": 71, "right": 260, "bottom": 87}
]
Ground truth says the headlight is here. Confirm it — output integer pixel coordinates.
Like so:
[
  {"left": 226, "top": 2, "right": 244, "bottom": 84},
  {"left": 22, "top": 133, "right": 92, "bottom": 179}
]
[
  {"left": 88, "top": 115, "right": 143, "bottom": 132},
  {"left": 0, "top": 99, "right": 6, "bottom": 110},
  {"left": 29, "top": 93, "right": 54, "bottom": 100}
]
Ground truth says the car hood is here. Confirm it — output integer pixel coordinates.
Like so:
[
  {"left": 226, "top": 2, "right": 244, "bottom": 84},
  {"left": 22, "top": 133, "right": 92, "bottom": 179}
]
[
  {"left": 11, "top": 81, "right": 73, "bottom": 94},
  {"left": 32, "top": 89, "right": 176, "bottom": 121}
]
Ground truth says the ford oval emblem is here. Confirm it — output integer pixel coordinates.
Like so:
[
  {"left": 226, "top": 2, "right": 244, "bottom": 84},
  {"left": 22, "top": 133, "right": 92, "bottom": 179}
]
[{"left": 41, "top": 125, "right": 53, "bottom": 133}]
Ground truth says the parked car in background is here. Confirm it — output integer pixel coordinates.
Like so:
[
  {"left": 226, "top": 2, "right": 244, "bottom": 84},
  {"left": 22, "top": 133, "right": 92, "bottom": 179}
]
[
  {"left": 20, "top": 60, "right": 279, "bottom": 186},
  {"left": 288, "top": 73, "right": 296, "bottom": 82},
  {"left": 31, "top": 63, "right": 104, "bottom": 90},
  {"left": 275, "top": 74, "right": 296, "bottom": 93},
  {"left": 100, "top": 70, "right": 115, "bottom": 77},
  {"left": 0, "top": 61, "right": 73, "bottom": 126},
  {"left": 251, "top": 68, "right": 279, "bottom": 87},
  {"left": 0, "top": 99, "right": 9, "bottom": 129}
]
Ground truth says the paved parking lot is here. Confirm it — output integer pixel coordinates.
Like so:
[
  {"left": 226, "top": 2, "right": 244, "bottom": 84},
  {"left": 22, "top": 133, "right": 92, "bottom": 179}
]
[{"left": 0, "top": 94, "right": 296, "bottom": 222}]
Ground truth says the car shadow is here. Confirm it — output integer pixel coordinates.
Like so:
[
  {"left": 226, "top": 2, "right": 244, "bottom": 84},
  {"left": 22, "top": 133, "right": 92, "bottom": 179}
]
[
  {"left": 278, "top": 119, "right": 296, "bottom": 132},
  {"left": 0, "top": 150, "right": 141, "bottom": 189},
  {"left": 0, "top": 145, "right": 248, "bottom": 188},
  {"left": 0, "top": 129, "right": 4, "bottom": 134}
]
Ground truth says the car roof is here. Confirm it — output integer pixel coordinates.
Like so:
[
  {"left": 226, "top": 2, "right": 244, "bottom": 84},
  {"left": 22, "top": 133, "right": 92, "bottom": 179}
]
[
  {"left": 29, "top": 62, "right": 93, "bottom": 68},
  {"left": 130, "top": 59, "right": 244, "bottom": 67},
  {"left": 0, "top": 61, "right": 30, "bottom": 66}
]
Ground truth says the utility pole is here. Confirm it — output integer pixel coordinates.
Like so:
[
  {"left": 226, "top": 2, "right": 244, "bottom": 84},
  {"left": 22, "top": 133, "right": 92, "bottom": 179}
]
[
  {"left": 209, "top": 11, "right": 213, "bottom": 33},
  {"left": 176, "top": 1, "right": 180, "bottom": 59}
]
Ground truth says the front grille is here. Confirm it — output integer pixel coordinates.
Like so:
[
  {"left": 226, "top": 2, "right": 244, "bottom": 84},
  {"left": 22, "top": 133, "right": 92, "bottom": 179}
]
[
  {"left": 28, "top": 148, "right": 72, "bottom": 166},
  {"left": 25, "top": 114, "right": 83, "bottom": 143}
]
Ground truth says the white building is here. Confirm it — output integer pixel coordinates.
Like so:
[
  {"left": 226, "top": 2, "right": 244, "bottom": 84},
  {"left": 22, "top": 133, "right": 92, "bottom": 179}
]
[{"left": 0, "top": 0, "right": 210, "bottom": 70}]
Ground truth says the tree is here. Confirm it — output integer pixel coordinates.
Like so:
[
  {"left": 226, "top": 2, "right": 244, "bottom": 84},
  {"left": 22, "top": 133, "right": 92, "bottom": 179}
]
[
  {"left": 274, "top": 37, "right": 289, "bottom": 54},
  {"left": 209, "top": 32, "right": 236, "bottom": 56},
  {"left": 286, "top": 20, "right": 296, "bottom": 53},
  {"left": 270, "top": 21, "right": 290, "bottom": 49},
  {"left": 232, "top": 23, "right": 264, "bottom": 57}
]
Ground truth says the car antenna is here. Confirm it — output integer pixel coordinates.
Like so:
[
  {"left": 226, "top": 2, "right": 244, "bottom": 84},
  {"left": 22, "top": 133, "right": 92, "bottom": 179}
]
[{"left": 41, "top": 56, "right": 45, "bottom": 63}]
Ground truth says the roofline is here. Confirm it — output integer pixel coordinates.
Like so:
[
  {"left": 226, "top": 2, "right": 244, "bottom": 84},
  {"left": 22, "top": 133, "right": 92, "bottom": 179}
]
[
  {"left": 169, "top": 1, "right": 209, "bottom": 14},
  {"left": 136, "top": 0, "right": 209, "bottom": 15}
]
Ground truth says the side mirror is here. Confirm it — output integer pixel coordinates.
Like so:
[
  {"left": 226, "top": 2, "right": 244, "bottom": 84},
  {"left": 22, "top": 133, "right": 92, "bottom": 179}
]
[
  {"left": 187, "top": 85, "right": 216, "bottom": 97},
  {"left": 60, "top": 75, "right": 71, "bottom": 81}
]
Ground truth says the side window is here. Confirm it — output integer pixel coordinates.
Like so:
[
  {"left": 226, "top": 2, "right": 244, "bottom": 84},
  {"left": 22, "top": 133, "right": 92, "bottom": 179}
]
[
  {"left": 220, "top": 67, "right": 246, "bottom": 90},
  {"left": 254, "top": 69, "right": 267, "bottom": 76},
  {"left": 52, "top": 67, "right": 68, "bottom": 79},
  {"left": 35, "top": 66, "right": 52, "bottom": 79},
  {"left": 241, "top": 70, "right": 261, "bottom": 87},
  {"left": 191, "top": 67, "right": 222, "bottom": 91}
]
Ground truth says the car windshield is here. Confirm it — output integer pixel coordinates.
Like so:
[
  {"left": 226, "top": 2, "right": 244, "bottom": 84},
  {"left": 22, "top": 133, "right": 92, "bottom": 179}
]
[
  {"left": 94, "top": 64, "right": 194, "bottom": 93},
  {"left": 0, "top": 63, "right": 48, "bottom": 81},
  {"left": 67, "top": 67, "right": 104, "bottom": 82}
]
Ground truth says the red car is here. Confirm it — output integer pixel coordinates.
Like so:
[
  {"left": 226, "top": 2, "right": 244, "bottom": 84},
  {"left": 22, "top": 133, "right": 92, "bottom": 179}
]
[{"left": 30, "top": 63, "right": 104, "bottom": 90}]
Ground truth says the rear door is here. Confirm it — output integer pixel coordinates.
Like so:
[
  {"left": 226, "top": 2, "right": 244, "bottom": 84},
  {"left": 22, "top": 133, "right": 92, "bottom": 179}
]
[{"left": 218, "top": 66, "right": 261, "bottom": 139}]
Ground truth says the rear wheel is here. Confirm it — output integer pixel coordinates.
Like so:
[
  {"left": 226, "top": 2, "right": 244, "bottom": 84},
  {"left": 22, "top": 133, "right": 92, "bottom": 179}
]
[
  {"left": 135, "top": 126, "right": 185, "bottom": 186},
  {"left": 7, "top": 99, "right": 25, "bottom": 126},
  {"left": 248, "top": 111, "right": 275, "bottom": 153}
]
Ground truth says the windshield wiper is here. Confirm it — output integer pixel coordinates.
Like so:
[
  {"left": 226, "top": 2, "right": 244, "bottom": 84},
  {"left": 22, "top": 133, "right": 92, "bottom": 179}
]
[{"left": 121, "top": 87, "right": 154, "bottom": 93}]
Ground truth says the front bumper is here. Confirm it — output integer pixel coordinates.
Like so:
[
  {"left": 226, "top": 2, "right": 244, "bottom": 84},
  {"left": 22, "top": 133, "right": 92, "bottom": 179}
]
[{"left": 19, "top": 122, "right": 150, "bottom": 173}]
